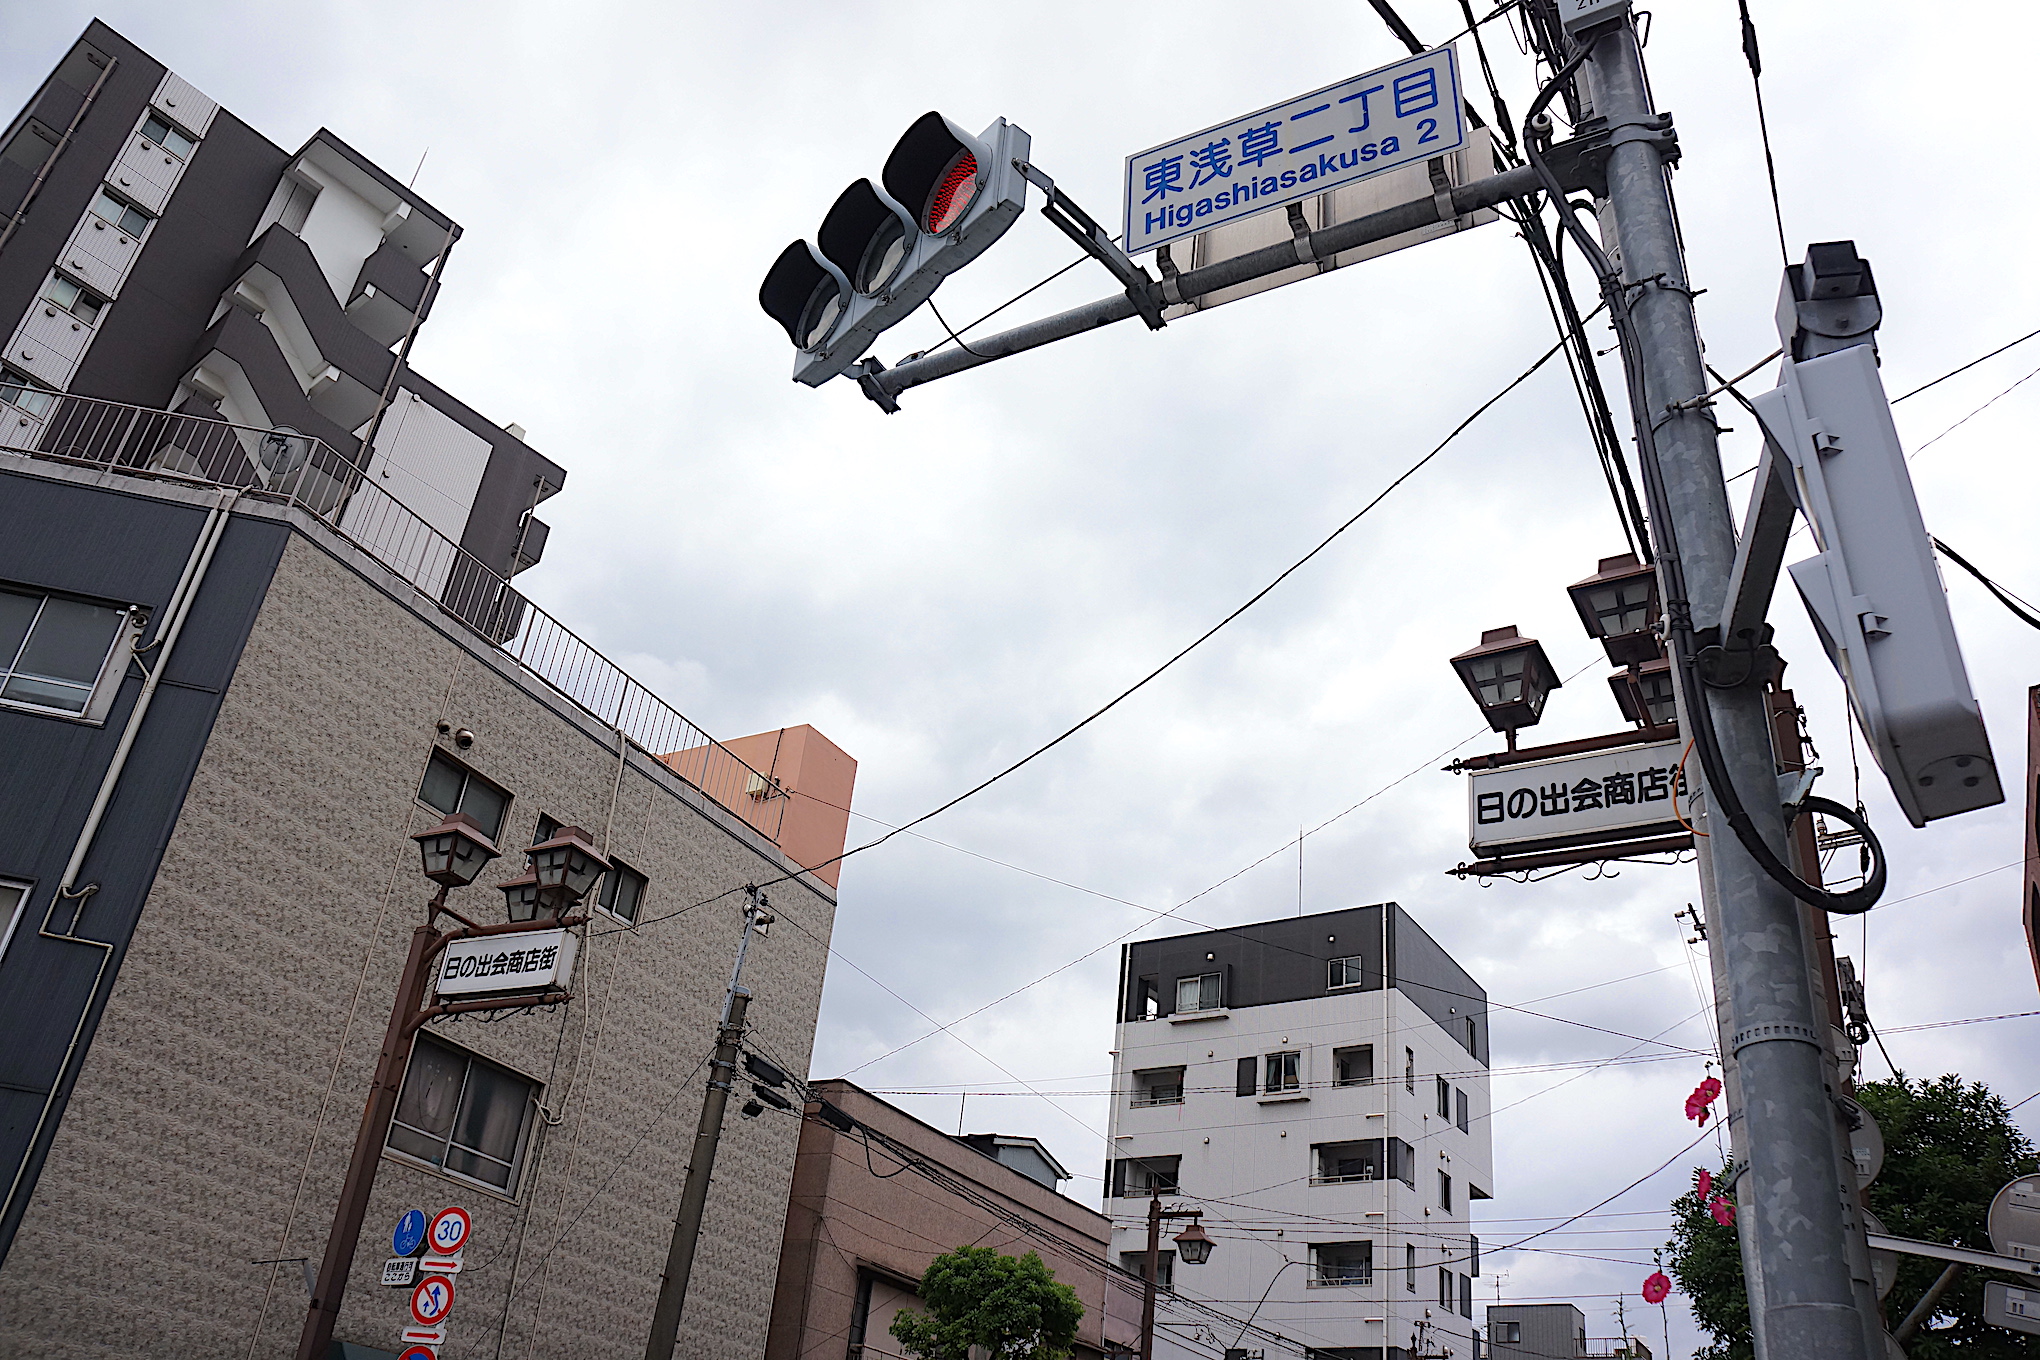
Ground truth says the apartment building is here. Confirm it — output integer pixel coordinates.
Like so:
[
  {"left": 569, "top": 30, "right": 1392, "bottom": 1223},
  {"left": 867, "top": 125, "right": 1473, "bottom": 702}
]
[
  {"left": 1106, "top": 904, "right": 1492, "bottom": 1360},
  {"left": 1485, "top": 1303, "right": 1653, "bottom": 1359},
  {"left": 0, "top": 23, "right": 858, "bottom": 1359}
]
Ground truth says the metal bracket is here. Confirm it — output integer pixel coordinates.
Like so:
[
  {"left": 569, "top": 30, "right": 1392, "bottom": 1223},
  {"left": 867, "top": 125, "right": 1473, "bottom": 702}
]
[
  {"left": 1284, "top": 202, "right": 1321, "bottom": 269},
  {"left": 849, "top": 357, "right": 900, "bottom": 415},
  {"left": 1720, "top": 437, "right": 1798, "bottom": 643},
  {"left": 1426, "top": 156, "right": 1457, "bottom": 225},
  {"left": 1539, "top": 113, "right": 1680, "bottom": 199},
  {"left": 1014, "top": 159, "right": 1166, "bottom": 331},
  {"left": 1154, "top": 244, "right": 1186, "bottom": 307}
]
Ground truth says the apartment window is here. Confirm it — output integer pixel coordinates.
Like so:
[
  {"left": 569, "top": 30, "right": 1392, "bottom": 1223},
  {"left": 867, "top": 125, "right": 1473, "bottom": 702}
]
[
  {"left": 1327, "top": 954, "right": 1368, "bottom": 989},
  {"left": 1404, "top": 1047, "right": 1415, "bottom": 1093},
  {"left": 1313, "top": 1139, "right": 1383, "bottom": 1184},
  {"left": 1135, "top": 976, "right": 1160, "bottom": 1020},
  {"left": 1311, "top": 1241, "right": 1373, "bottom": 1286},
  {"left": 1466, "top": 1016, "right": 1479, "bottom": 1051},
  {"left": 418, "top": 749, "right": 509, "bottom": 841},
  {"left": 1110, "top": 1154, "right": 1180, "bottom": 1196},
  {"left": 1121, "top": 1250, "right": 1173, "bottom": 1292},
  {"left": 1333, "top": 1044, "right": 1373, "bottom": 1087},
  {"left": 42, "top": 273, "right": 104, "bottom": 325},
  {"left": 1387, "top": 1137, "right": 1416, "bottom": 1188},
  {"left": 1497, "top": 1321, "right": 1521, "bottom": 1343},
  {"left": 597, "top": 857, "right": 647, "bottom": 924},
  {"left": 1456, "top": 1087, "right": 1470, "bottom": 1133},
  {"left": 1459, "top": 1272, "right": 1473, "bottom": 1318},
  {"left": 1439, "top": 1266, "right": 1454, "bottom": 1309},
  {"left": 387, "top": 1034, "right": 538, "bottom": 1192},
  {"left": 1236, "top": 1055, "right": 1257, "bottom": 1097},
  {"left": 1405, "top": 1243, "right": 1416, "bottom": 1292},
  {"left": 1, "top": 368, "right": 56, "bottom": 418},
  {"left": 139, "top": 111, "right": 196, "bottom": 159},
  {"left": 1264, "top": 1051, "right": 1300, "bottom": 1093},
  {"left": 0, "top": 879, "right": 28, "bottom": 958},
  {"left": 90, "top": 187, "right": 152, "bottom": 237},
  {"left": 531, "top": 812, "right": 561, "bottom": 847},
  {"left": 1439, "top": 1170, "right": 1453, "bottom": 1213},
  {"left": 1176, "top": 972, "right": 1221, "bottom": 1013},
  {"left": 1132, "top": 1066, "right": 1185, "bottom": 1107},
  {"left": 1436, "top": 1075, "right": 1451, "bottom": 1119},
  {"left": 0, "top": 585, "right": 132, "bottom": 719},
  {"left": 1471, "top": 1235, "right": 1481, "bottom": 1277}
]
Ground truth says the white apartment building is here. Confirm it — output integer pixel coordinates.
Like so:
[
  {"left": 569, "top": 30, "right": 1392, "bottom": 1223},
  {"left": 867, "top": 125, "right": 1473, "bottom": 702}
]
[{"left": 1106, "top": 904, "right": 1492, "bottom": 1360}]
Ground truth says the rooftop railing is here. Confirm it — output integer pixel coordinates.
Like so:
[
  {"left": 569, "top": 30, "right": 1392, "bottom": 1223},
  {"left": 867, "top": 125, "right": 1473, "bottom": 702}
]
[{"left": 0, "top": 387, "right": 788, "bottom": 850}]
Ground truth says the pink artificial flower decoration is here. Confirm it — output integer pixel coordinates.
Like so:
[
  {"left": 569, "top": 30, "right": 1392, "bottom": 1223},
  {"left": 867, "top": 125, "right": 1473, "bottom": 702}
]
[
  {"left": 1709, "top": 1196, "right": 1736, "bottom": 1226},
  {"left": 1642, "top": 1271, "right": 1672, "bottom": 1304},
  {"left": 1696, "top": 1169, "right": 1713, "bottom": 1202}
]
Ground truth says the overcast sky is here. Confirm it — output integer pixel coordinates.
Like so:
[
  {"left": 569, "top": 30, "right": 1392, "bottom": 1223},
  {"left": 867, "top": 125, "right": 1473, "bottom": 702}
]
[{"left": 13, "top": 2, "right": 2040, "bottom": 1352}]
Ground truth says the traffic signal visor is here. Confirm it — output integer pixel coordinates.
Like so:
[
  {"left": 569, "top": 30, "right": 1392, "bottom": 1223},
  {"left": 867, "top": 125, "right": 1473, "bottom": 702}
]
[{"left": 760, "top": 113, "right": 1031, "bottom": 387}]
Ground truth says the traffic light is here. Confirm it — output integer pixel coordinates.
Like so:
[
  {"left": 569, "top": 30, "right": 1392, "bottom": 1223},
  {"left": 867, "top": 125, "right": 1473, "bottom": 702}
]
[{"left": 760, "top": 113, "right": 1031, "bottom": 386}]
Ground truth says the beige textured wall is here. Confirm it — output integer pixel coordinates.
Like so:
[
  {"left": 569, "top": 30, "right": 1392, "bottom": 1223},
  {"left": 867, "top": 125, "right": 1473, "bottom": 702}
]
[{"left": 0, "top": 526, "right": 838, "bottom": 1359}]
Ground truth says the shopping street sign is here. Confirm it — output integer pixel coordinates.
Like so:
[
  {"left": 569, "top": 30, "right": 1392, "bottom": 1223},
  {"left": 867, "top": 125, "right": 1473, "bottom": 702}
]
[
  {"left": 1467, "top": 738, "right": 1689, "bottom": 857},
  {"left": 435, "top": 928, "right": 577, "bottom": 998},
  {"left": 1123, "top": 45, "right": 1465, "bottom": 256}
]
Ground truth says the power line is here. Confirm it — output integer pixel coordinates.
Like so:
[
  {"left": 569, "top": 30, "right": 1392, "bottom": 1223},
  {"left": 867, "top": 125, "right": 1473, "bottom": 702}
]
[
  {"left": 1932, "top": 537, "right": 2040, "bottom": 631},
  {"left": 1734, "top": 0, "right": 1790, "bottom": 265},
  {"left": 1892, "top": 323, "right": 2040, "bottom": 403}
]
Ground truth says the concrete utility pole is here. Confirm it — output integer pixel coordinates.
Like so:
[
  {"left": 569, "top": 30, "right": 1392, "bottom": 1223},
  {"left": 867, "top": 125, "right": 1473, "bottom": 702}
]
[
  {"left": 642, "top": 890, "right": 771, "bottom": 1360},
  {"left": 1580, "top": 17, "right": 1873, "bottom": 1360}
]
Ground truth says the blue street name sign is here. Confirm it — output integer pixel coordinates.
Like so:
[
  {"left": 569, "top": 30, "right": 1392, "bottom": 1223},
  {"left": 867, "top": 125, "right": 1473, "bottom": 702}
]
[
  {"left": 1122, "top": 46, "right": 1465, "bottom": 257},
  {"left": 392, "top": 1209, "right": 427, "bottom": 1259}
]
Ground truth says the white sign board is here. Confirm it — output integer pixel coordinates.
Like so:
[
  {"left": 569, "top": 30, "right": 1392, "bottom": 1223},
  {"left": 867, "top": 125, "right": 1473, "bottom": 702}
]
[
  {"left": 1984, "top": 1282, "right": 2040, "bottom": 1336},
  {"left": 435, "top": 929, "right": 577, "bottom": 998},
  {"left": 1468, "top": 739, "right": 1690, "bottom": 857},
  {"left": 1123, "top": 46, "right": 1465, "bottom": 257},
  {"left": 381, "top": 1257, "right": 418, "bottom": 1287}
]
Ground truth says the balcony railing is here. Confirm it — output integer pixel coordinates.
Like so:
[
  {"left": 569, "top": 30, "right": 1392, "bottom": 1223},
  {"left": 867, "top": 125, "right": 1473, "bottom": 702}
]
[
  {"left": 1306, "top": 1270, "right": 1373, "bottom": 1287},
  {"left": 1, "top": 389, "right": 789, "bottom": 849}
]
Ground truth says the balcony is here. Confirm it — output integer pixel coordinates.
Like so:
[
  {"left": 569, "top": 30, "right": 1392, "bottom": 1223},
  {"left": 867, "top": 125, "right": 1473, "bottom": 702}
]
[
  {"left": 0, "top": 388, "right": 790, "bottom": 848},
  {"left": 1306, "top": 1271, "right": 1373, "bottom": 1288}
]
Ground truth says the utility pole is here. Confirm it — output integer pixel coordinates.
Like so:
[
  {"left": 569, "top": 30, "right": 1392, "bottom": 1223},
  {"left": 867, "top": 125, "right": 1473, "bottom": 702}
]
[
  {"left": 1577, "top": 13, "right": 1873, "bottom": 1360},
  {"left": 1136, "top": 1195, "right": 1211, "bottom": 1360},
  {"left": 642, "top": 888, "right": 772, "bottom": 1360}
]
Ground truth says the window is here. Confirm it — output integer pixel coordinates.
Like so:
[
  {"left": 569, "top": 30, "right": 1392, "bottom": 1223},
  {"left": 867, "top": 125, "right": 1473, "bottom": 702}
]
[
  {"left": 90, "top": 187, "right": 152, "bottom": 237},
  {"left": 531, "top": 812, "right": 561, "bottom": 847},
  {"left": 1470, "top": 1235, "right": 1480, "bottom": 1277},
  {"left": 1, "top": 368, "right": 55, "bottom": 418},
  {"left": 1121, "top": 1249, "right": 1172, "bottom": 1291},
  {"left": 597, "top": 857, "right": 647, "bottom": 924},
  {"left": 1333, "top": 1044, "right": 1373, "bottom": 1087},
  {"left": 0, "top": 879, "right": 29, "bottom": 960},
  {"left": 1235, "top": 1056, "right": 1257, "bottom": 1097},
  {"left": 1439, "top": 1170, "right": 1453, "bottom": 1213},
  {"left": 1437, "top": 1075, "right": 1451, "bottom": 1119},
  {"left": 1110, "top": 1155, "right": 1180, "bottom": 1196},
  {"left": 139, "top": 111, "right": 196, "bottom": 159},
  {"left": 1176, "top": 972, "right": 1221, "bottom": 1013},
  {"left": 1498, "top": 1321, "right": 1521, "bottom": 1343},
  {"left": 1439, "top": 1266, "right": 1454, "bottom": 1309},
  {"left": 1404, "top": 1047, "right": 1415, "bottom": 1093},
  {"left": 1136, "top": 976, "right": 1159, "bottom": 1020},
  {"left": 1467, "top": 1016, "right": 1479, "bottom": 1051},
  {"left": 1459, "top": 1272, "right": 1472, "bottom": 1318},
  {"left": 0, "top": 585, "right": 132, "bottom": 719},
  {"left": 42, "top": 273, "right": 104, "bottom": 325},
  {"left": 1310, "top": 1241, "right": 1373, "bottom": 1286},
  {"left": 1264, "top": 1051, "right": 1300, "bottom": 1093},
  {"left": 1312, "top": 1139, "right": 1383, "bottom": 1184},
  {"left": 1456, "top": 1087, "right": 1469, "bottom": 1133},
  {"left": 1387, "top": 1137, "right": 1415, "bottom": 1188},
  {"left": 1405, "top": 1244, "right": 1416, "bottom": 1292},
  {"left": 418, "top": 749, "right": 509, "bottom": 840},
  {"left": 1327, "top": 954, "right": 1368, "bottom": 989},
  {"left": 1132, "top": 1067, "right": 1185, "bottom": 1107},
  {"left": 387, "top": 1034, "right": 538, "bottom": 1192}
]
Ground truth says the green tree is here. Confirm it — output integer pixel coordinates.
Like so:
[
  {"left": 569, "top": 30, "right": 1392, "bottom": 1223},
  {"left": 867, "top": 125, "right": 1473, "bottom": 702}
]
[
  {"left": 889, "top": 1245, "right": 1086, "bottom": 1360},
  {"left": 1664, "top": 1074, "right": 2038, "bottom": 1358}
]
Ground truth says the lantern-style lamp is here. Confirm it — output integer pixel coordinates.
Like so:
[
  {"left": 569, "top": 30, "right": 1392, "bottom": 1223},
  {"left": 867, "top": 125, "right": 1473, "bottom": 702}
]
[
  {"left": 1172, "top": 1219, "right": 1215, "bottom": 1266},
  {"left": 527, "top": 825, "right": 610, "bottom": 914},
  {"left": 1611, "top": 656, "right": 1680, "bottom": 729},
  {"left": 1450, "top": 626, "right": 1562, "bottom": 745},
  {"left": 496, "top": 869, "right": 545, "bottom": 922},
  {"left": 1567, "top": 553, "right": 1663, "bottom": 668},
  {"left": 411, "top": 812, "right": 500, "bottom": 889}
]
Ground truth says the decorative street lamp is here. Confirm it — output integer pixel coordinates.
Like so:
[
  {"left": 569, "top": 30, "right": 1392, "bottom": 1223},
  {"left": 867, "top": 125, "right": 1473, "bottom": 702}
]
[
  {"left": 411, "top": 812, "right": 499, "bottom": 890},
  {"left": 1611, "top": 656, "right": 1679, "bottom": 729},
  {"left": 525, "top": 824, "right": 609, "bottom": 916},
  {"left": 496, "top": 869, "right": 544, "bottom": 922},
  {"left": 1566, "top": 553, "right": 1663, "bottom": 667},
  {"left": 1449, "top": 626, "right": 1562, "bottom": 749},
  {"left": 1137, "top": 1198, "right": 1214, "bottom": 1360}
]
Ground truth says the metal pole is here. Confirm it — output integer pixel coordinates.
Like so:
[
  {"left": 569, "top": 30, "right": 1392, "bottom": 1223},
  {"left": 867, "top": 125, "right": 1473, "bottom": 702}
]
[
  {"left": 296, "top": 907, "right": 439, "bottom": 1360},
  {"left": 1139, "top": 1195, "right": 1161, "bottom": 1360},
  {"left": 1584, "top": 19, "right": 1872, "bottom": 1360},
  {"left": 643, "top": 894, "right": 768, "bottom": 1359}
]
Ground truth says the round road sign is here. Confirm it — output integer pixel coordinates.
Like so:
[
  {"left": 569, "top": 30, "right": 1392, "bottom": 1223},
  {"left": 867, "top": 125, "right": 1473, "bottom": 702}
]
[
  {"left": 1989, "top": 1173, "right": 2040, "bottom": 1259},
  {"left": 410, "top": 1274, "right": 455, "bottom": 1326},
  {"left": 1862, "top": 1209, "right": 1897, "bottom": 1299},
  {"left": 398, "top": 1349, "right": 437, "bottom": 1360},
  {"left": 427, "top": 1206, "right": 470, "bottom": 1256},
  {"left": 393, "top": 1208, "right": 428, "bottom": 1258}
]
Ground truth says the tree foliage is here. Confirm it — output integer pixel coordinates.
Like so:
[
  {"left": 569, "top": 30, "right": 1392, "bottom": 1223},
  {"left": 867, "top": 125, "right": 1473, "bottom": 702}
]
[
  {"left": 889, "top": 1245, "right": 1086, "bottom": 1360},
  {"left": 1664, "top": 1073, "right": 2037, "bottom": 1359}
]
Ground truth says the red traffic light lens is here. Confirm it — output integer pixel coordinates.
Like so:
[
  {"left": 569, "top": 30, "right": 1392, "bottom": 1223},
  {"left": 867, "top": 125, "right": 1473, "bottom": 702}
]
[{"left": 925, "top": 150, "right": 978, "bottom": 234}]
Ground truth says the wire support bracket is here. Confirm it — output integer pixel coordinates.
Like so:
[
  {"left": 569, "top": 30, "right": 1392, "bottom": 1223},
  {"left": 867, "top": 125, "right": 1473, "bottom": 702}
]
[
  {"left": 1013, "top": 159, "right": 1167, "bottom": 331},
  {"left": 1536, "top": 113, "right": 1679, "bottom": 199}
]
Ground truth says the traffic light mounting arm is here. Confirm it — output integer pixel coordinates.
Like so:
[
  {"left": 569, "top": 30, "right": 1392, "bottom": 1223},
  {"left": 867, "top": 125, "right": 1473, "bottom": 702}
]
[{"left": 1012, "top": 160, "right": 1166, "bottom": 331}]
